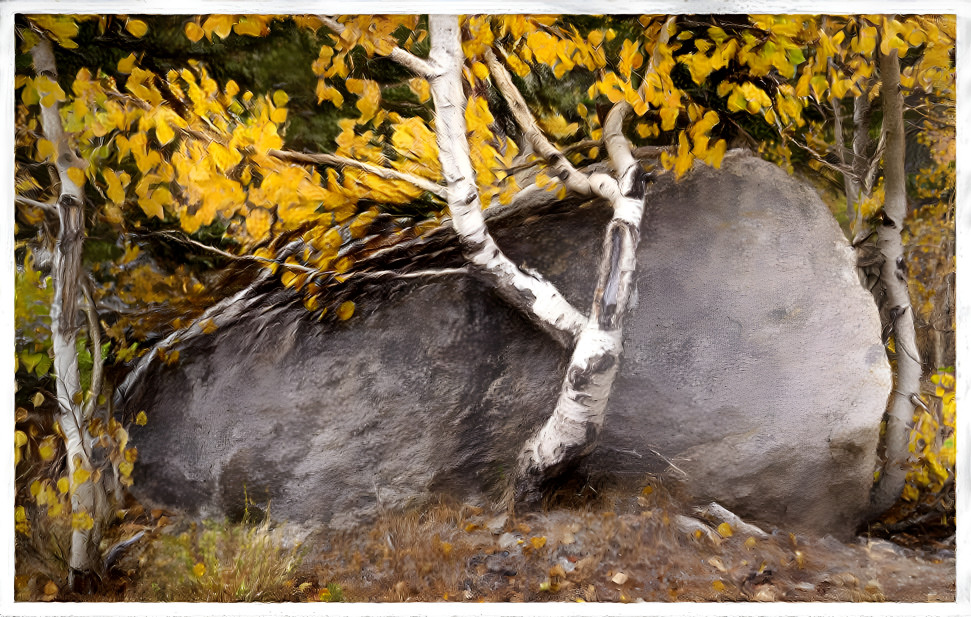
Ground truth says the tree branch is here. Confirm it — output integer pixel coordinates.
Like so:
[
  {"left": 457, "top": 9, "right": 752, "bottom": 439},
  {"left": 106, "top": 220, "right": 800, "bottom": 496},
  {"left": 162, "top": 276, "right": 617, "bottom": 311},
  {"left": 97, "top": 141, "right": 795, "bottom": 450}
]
[
  {"left": 501, "top": 138, "right": 602, "bottom": 176},
  {"left": 781, "top": 132, "right": 854, "bottom": 177},
  {"left": 268, "top": 148, "right": 447, "bottom": 200},
  {"left": 485, "top": 47, "right": 594, "bottom": 197},
  {"left": 80, "top": 278, "right": 103, "bottom": 422},
  {"left": 318, "top": 15, "right": 433, "bottom": 78},
  {"left": 829, "top": 70, "right": 861, "bottom": 219},
  {"left": 15, "top": 195, "right": 58, "bottom": 215},
  {"left": 147, "top": 230, "right": 319, "bottom": 274},
  {"left": 863, "top": 128, "right": 886, "bottom": 195}
]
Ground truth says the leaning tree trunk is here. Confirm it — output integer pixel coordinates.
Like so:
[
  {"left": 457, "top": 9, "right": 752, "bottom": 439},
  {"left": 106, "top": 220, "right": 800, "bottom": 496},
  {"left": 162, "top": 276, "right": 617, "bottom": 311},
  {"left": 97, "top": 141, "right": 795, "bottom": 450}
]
[
  {"left": 424, "top": 15, "right": 586, "bottom": 346},
  {"left": 870, "top": 46, "right": 921, "bottom": 514},
  {"left": 513, "top": 105, "right": 649, "bottom": 503},
  {"left": 31, "top": 36, "right": 105, "bottom": 592},
  {"left": 506, "top": 18, "right": 674, "bottom": 503}
]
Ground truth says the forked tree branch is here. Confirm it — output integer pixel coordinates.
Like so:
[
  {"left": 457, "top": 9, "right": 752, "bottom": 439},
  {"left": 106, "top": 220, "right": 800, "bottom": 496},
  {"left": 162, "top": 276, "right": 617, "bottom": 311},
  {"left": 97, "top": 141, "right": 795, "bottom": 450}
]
[{"left": 512, "top": 21, "right": 677, "bottom": 503}]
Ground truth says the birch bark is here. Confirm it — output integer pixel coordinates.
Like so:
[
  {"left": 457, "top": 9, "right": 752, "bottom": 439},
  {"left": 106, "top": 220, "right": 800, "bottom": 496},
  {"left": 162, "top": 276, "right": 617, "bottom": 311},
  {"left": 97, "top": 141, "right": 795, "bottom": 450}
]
[
  {"left": 32, "top": 36, "right": 105, "bottom": 591},
  {"left": 870, "top": 47, "right": 922, "bottom": 513}
]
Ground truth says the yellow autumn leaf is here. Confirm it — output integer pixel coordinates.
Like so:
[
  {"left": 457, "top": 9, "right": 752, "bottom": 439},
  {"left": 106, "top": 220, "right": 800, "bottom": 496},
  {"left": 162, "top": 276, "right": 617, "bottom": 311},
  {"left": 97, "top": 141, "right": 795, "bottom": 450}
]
[
  {"left": 185, "top": 21, "right": 205, "bottom": 42},
  {"left": 36, "top": 138, "right": 56, "bottom": 162},
  {"left": 660, "top": 107, "right": 679, "bottom": 131},
  {"left": 716, "top": 522, "right": 734, "bottom": 537},
  {"left": 103, "top": 169, "right": 128, "bottom": 204},
  {"left": 539, "top": 114, "right": 579, "bottom": 139},
  {"left": 272, "top": 89, "right": 289, "bottom": 107},
  {"left": 349, "top": 208, "right": 378, "bottom": 238},
  {"left": 673, "top": 131, "right": 693, "bottom": 178},
  {"left": 408, "top": 77, "right": 430, "bottom": 103},
  {"left": 138, "top": 195, "right": 165, "bottom": 220},
  {"left": 472, "top": 62, "right": 490, "bottom": 80},
  {"left": 155, "top": 115, "right": 175, "bottom": 145},
  {"left": 203, "top": 15, "right": 234, "bottom": 40},
  {"left": 117, "top": 53, "right": 136, "bottom": 74},
  {"left": 704, "top": 139, "right": 727, "bottom": 168},
  {"left": 244, "top": 207, "right": 271, "bottom": 241},
  {"left": 119, "top": 460, "right": 134, "bottom": 477},
  {"left": 530, "top": 536, "right": 547, "bottom": 549},
  {"left": 57, "top": 477, "right": 69, "bottom": 493},
  {"left": 347, "top": 78, "right": 381, "bottom": 124},
  {"left": 135, "top": 411, "right": 148, "bottom": 426},
  {"left": 126, "top": 19, "right": 148, "bottom": 37},
  {"left": 234, "top": 16, "right": 267, "bottom": 37},
  {"left": 32, "top": 15, "right": 79, "bottom": 49},
  {"left": 67, "top": 166, "right": 86, "bottom": 188},
  {"left": 73, "top": 466, "right": 92, "bottom": 486},
  {"left": 193, "top": 562, "right": 206, "bottom": 577},
  {"left": 72, "top": 511, "right": 95, "bottom": 531},
  {"left": 336, "top": 301, "right": 355, "bottom": 321},
  {"left": 317, "top": 82, "right": 345, "bottom": 107},
  {"left": 527, "top": 31, "right": 557, "bottom": 66},
  {"left": 35, "top": 75, "right": 66, "bottom": 107},
  {"left": 270, "top": 107, "right": 288, "bottom": 124}
]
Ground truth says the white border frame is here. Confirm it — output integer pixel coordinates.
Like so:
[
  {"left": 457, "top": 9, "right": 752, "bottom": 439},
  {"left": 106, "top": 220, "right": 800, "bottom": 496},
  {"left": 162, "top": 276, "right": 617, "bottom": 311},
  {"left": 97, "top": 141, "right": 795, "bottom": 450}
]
[{"left": 1, "top": 2, "right": 967, "bottom": 615}]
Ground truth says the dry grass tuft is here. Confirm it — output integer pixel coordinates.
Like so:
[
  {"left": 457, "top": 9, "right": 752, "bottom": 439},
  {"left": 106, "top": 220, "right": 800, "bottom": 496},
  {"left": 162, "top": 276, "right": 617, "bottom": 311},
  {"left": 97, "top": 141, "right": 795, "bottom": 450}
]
[{"left": 125, "top": 511, "right": 304, "bottom": 602}]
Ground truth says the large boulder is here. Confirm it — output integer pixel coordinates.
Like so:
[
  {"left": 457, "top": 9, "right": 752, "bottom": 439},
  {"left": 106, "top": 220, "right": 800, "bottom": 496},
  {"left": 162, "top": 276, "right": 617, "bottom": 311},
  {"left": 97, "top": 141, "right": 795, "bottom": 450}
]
[{"left": 121, "top": 151, "right": 891, "bottom": 536}]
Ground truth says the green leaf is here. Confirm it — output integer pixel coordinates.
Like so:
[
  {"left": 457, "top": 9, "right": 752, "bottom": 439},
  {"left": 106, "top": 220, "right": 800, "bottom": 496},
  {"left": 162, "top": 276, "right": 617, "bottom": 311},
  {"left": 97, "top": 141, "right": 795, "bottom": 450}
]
[
  {"left": 20, "top": 350, "right": 43, "bottom": 374},
  {"left": 35, "top": 354, "right": 52, "bottom": 377},
  {"left": 786, "top": 47, "right": 806, "bottom": 66}
]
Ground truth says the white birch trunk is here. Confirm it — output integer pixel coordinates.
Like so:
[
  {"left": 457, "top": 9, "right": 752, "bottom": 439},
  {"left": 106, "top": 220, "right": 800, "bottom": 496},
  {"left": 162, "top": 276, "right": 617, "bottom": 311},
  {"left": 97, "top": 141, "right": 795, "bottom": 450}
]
[
  {"left": 870, "top": 47, "right": 922, "bottom": 513},
  {"left": 32, "top": 37, "right": 104, "bottom": 592},
  {"left": 514, "top": 104, "right": 648, "bottom": 502},
  {"left": 425, "top": 15, "right": 586, "bottom": 345},
  {"left": 483, "top": 19, "right": 672, "bottom": 501}
]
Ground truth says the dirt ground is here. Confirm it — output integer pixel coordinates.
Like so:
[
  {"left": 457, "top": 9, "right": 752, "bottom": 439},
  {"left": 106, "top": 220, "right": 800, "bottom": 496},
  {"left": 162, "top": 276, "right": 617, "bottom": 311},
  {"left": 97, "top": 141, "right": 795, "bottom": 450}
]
[
  {"left": 16, "top": 481, "right": 956, "bottom": 604},
  {"left": 299, "top": 484, "right": 956, "bottom": 603}
]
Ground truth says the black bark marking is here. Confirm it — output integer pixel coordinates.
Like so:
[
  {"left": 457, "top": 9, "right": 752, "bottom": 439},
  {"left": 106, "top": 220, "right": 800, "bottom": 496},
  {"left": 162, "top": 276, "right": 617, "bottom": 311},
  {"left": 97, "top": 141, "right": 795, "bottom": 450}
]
[
  {"left": 598, "top": 225, "right": 624, "bottom": 330},
  {"left": 567, "top": 352, "right": 616, "bottom": 390},
  {"left": 459, "top": 234, "right": 488, "bottom": 257},
  {"left": 622, "top": 166, "right": 651, "bottom": 200}
]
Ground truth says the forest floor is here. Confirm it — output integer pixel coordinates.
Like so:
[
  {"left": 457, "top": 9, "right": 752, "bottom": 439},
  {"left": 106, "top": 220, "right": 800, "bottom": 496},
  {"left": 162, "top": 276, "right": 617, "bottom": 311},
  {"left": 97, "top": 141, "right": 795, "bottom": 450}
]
[{"left": 15, "top": 480, "right": 956, "bottom": 604}]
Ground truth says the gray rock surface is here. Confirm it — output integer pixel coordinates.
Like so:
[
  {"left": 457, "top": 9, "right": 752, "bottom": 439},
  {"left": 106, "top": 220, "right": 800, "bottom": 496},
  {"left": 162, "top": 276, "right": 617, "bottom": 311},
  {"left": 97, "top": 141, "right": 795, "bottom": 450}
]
[{"left": 122, "top": 151, "right": 890, "bottom": 536}]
